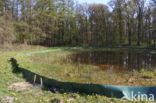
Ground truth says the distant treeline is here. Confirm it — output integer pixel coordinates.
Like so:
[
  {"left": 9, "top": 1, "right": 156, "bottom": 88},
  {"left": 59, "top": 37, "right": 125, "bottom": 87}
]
[{"left": 0, "top": 0, "right": 156, "bottom": 47}]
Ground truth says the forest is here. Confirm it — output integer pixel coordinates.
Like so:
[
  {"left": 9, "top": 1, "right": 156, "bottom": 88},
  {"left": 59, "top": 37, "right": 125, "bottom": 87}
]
[{"left": 0, "top": 0, "right": 156, "bottom": 47}]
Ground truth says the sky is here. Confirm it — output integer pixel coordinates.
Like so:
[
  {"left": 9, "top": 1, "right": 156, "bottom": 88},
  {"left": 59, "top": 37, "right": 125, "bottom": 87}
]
[
  {"left": 76, "top": 0, "right": 151, "bottom": 5},
  {"left": 76, "top": 0, "right": 111, "bottom": 4}
]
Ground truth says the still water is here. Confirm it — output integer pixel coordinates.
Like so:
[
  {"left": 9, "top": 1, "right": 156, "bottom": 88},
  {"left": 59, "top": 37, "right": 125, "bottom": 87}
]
[{"left": 69, "top": 50, "right": 156, "bottom": 72}]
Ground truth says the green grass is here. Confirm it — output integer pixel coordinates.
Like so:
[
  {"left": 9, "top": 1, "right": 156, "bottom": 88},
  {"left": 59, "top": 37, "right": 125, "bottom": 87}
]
[
  {"left": 0, "top": 45, "right": 155, "bottom": 103},
  {"left": 139, "top": 69, "right": 156, "bottom": 79}
]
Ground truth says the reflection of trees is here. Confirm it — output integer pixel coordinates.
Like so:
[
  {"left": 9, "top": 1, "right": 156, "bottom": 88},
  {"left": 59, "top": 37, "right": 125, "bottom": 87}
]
[{"left": 69, "top": 50, "right": 156, "bottom": 71}]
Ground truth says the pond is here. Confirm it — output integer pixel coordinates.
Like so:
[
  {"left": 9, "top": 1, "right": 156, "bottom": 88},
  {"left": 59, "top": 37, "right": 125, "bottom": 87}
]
[
  {"left": 69, "top": 50, "right": 156, "bottom": 73},
  {"left": 27, "top": 48, "right": 156, "bottom": 86}
]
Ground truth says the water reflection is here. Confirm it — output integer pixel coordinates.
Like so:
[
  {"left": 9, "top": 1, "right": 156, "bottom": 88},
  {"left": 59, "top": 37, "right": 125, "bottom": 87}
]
[{"left": 68, "top": 50, "right": 156, "bottom": 72}]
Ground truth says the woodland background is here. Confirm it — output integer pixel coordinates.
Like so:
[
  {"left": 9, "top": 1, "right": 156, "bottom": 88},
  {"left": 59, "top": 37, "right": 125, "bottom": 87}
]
[{"left": 0, "top": 0, "right": 156, "bottom": 47}]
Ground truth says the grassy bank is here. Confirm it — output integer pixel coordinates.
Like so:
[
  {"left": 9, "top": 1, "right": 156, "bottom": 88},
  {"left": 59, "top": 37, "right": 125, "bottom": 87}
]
[{"left": 0, "top": 45, "right": 155, "bottom": 103}]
